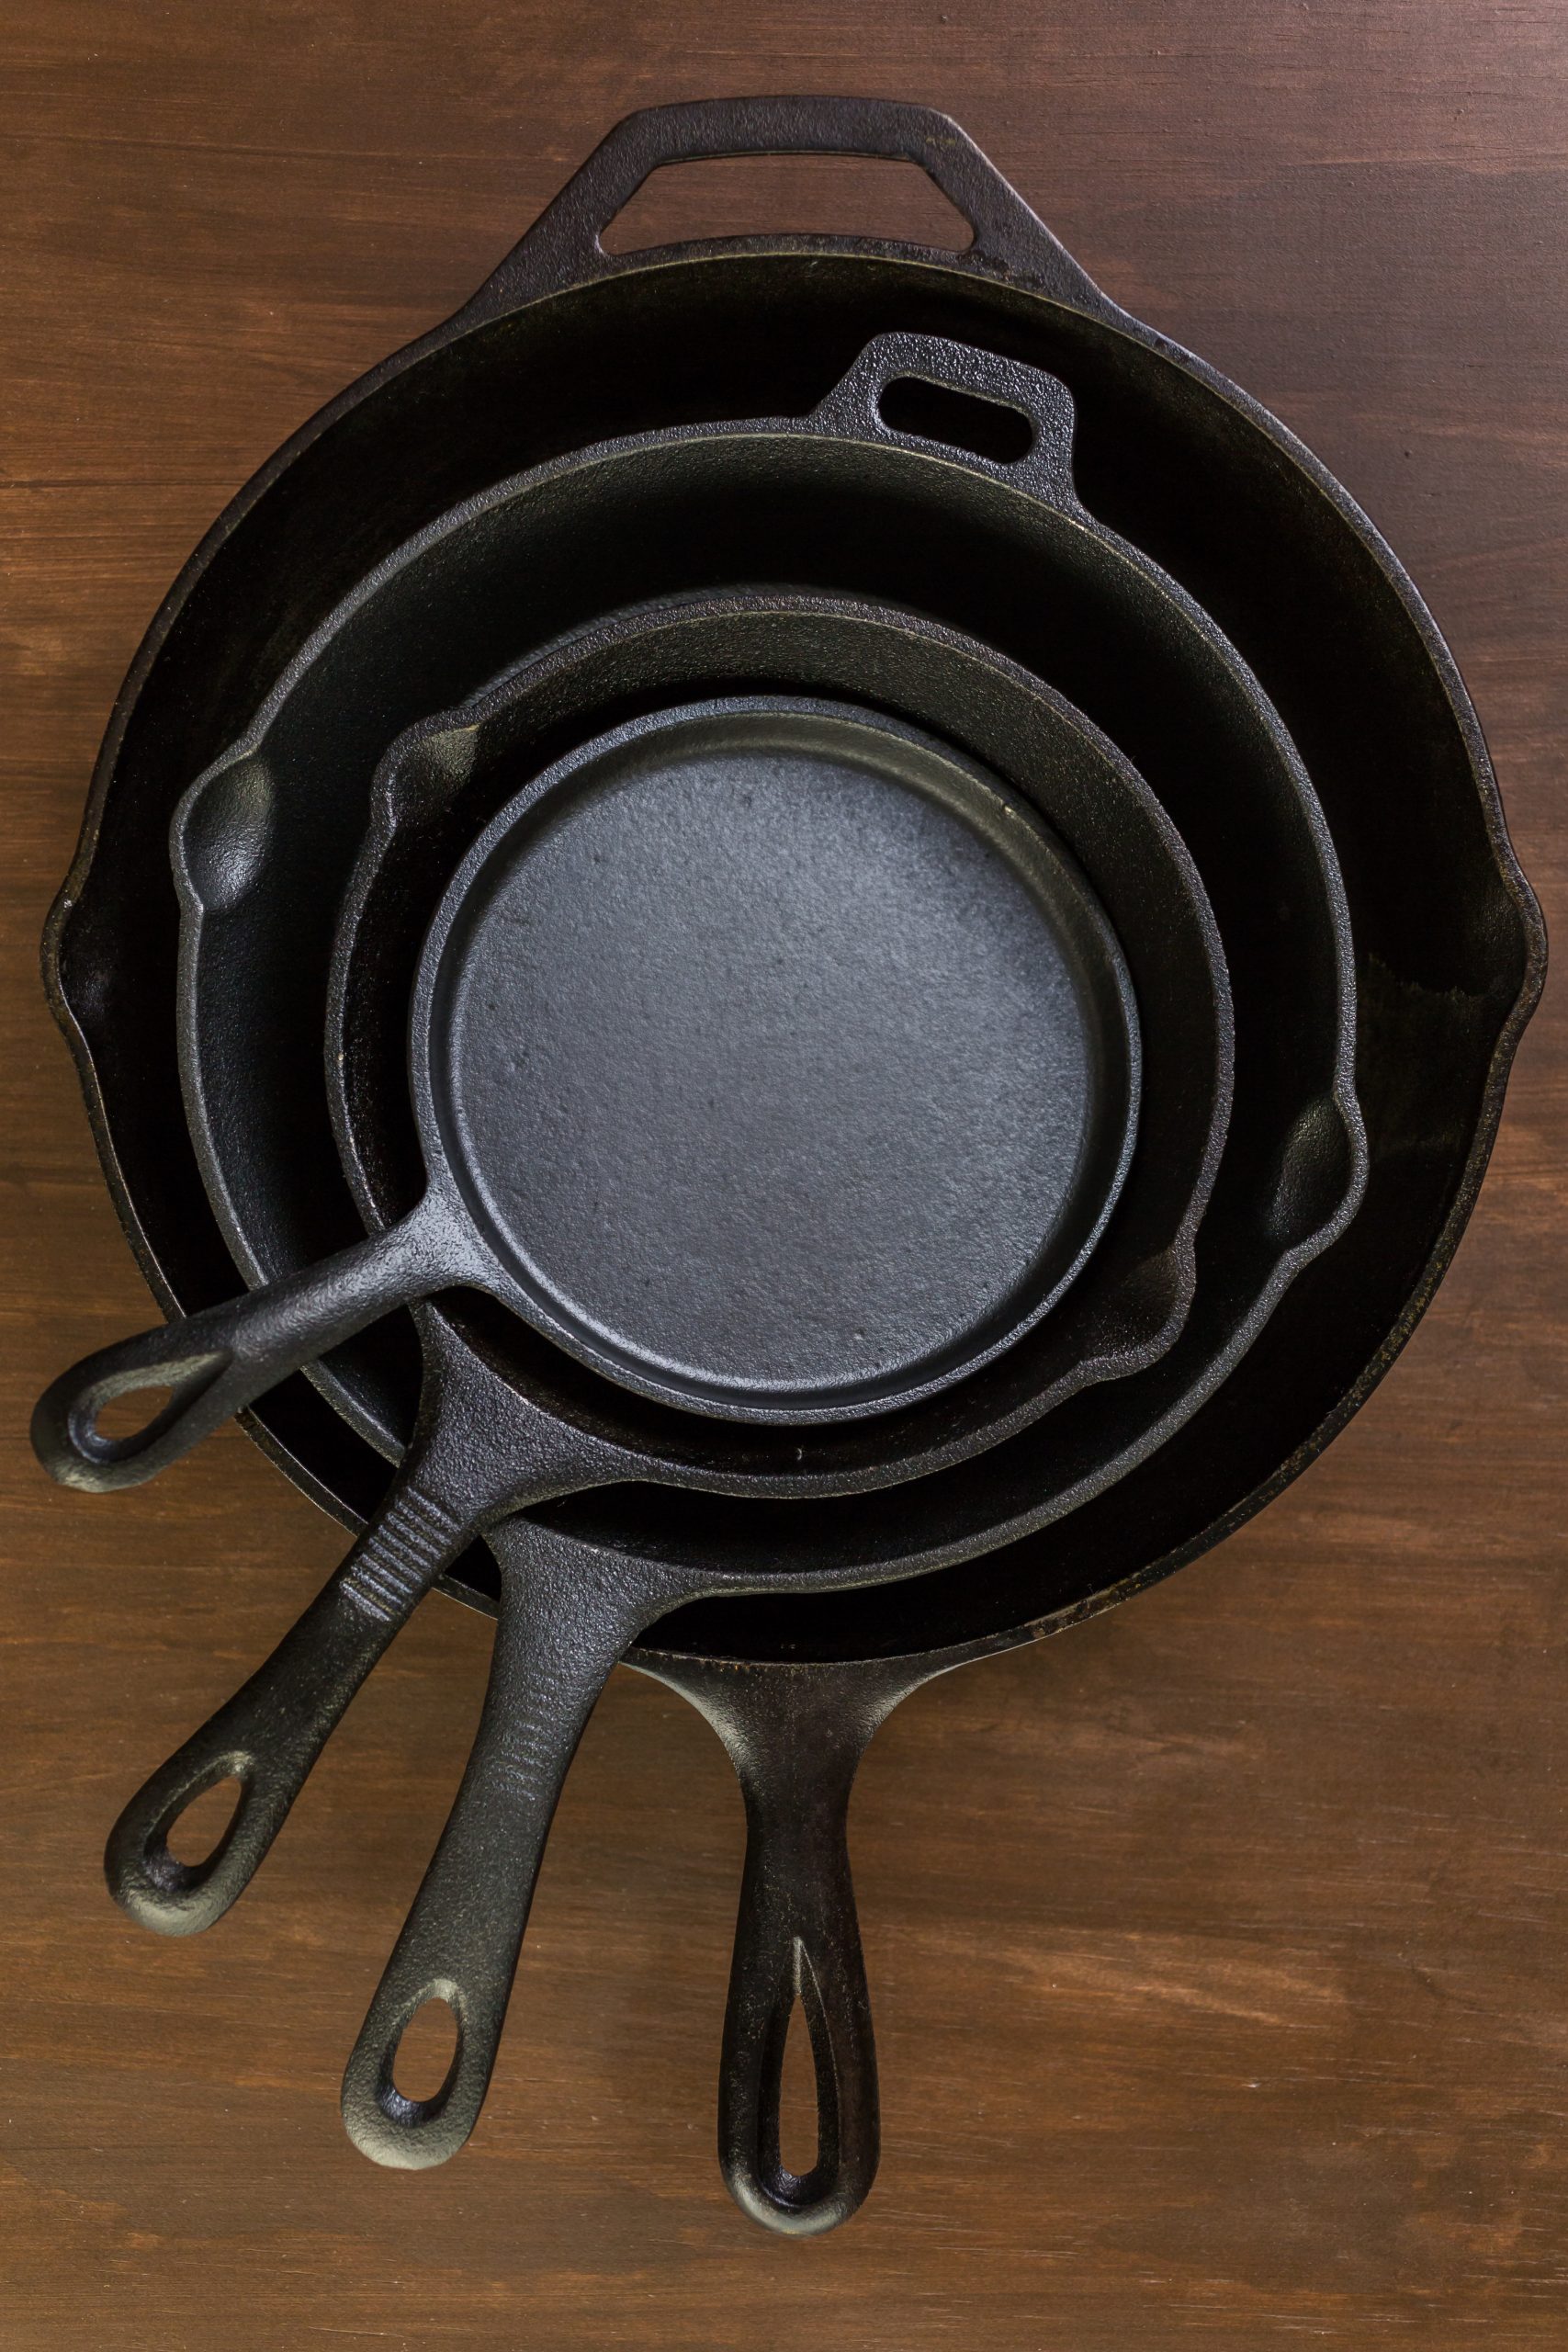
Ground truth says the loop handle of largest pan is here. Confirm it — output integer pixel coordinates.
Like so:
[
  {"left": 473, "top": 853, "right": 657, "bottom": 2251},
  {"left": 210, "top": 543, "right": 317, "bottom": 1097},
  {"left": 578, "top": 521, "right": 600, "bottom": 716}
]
[{"left": 455, "top": 96, "right": 1123, "bottom": 324}]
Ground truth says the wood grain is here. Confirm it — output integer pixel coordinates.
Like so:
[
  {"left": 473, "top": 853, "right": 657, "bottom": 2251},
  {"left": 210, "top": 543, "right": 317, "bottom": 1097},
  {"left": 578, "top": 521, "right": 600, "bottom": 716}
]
[{"left": 2, "top": 3, "right": 1564, "bottom": 2344}]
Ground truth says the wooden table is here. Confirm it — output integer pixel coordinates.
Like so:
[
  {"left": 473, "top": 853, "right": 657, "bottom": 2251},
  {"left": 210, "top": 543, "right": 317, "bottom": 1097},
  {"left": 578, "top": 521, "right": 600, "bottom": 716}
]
[{"left": 4, "top": 5, "right": 1563, "bottom": 2343}]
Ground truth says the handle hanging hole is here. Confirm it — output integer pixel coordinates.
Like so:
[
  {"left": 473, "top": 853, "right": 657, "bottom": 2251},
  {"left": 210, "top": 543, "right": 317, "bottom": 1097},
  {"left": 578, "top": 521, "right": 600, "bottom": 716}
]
[
  {"left": 392, "top": 1998, "right": 461, "bottom": 2105},
  {"left": 599, "top": 156, "right": 973, "bottom": 254},
  {"left": 878, "top": 374, "right": 1036, "bottom": 465},
  {"left": 48, "top": 1345, "right": 232, "bottom": 1480},
  {"left": 164, "top": 1774, "right": 244, "bottom": 1868},
  {"left": 92, "top": 1384, "right": 175, "bottom": 1442},
  {"left": 776, "top": 1988, "right": 822, "bottom": 2180}
]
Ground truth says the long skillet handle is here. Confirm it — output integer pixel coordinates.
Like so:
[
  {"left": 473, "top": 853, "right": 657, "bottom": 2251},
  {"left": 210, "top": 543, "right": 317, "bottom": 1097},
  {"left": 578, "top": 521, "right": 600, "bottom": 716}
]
[
  {"left": 31, "top": 1198, "right": 454, "bottom": 1493},
  {"left": 461, "top": 96, "right": 1119, "bottom": 319},
  {"left": 105, "top": 1426, "right": 475, "bottom": 1935},
  {"left": 341, "top": 1521, "right": 694, "bottom": 2169},
  {"left": 104, "top": 1314, "right": 629, "bottom": 1936},
  {"left": 648, "top": 1653, "right": 931, "bottom": 2234}
]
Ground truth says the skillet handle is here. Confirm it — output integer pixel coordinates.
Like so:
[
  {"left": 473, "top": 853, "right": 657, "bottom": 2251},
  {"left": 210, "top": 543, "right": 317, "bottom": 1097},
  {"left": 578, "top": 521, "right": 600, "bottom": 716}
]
[
  {"left": 30, "top": 1197, "right": 453, "bottom": 1494},
  {"left": 810, "top": 329, "right": 1091, "bottom": 510},
  {"left": 647, "top": 1651, "right": 932, "bottom": 2235},
  {"left": 462, "top": 96, "right": 1114, "bottom": 318},
  {"left": 341, "top": 1523, "right": 693, "bottom": 2170},
  {"left": 104, "top": 1426, "right": 474, "bottom": 1936},
  {"left": 102, "top": 1317, "right": 631, "bottom": 1935}
]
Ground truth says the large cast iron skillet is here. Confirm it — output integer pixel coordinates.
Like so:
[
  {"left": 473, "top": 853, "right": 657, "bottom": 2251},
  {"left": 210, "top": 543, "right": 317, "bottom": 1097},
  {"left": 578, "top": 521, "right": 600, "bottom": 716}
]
[
  {"left": 43, "top": 100, "right": 1544, "bottom": 2230},
  {"left": 44, "top": 309, "right": 1357, "bottom": 2223}
]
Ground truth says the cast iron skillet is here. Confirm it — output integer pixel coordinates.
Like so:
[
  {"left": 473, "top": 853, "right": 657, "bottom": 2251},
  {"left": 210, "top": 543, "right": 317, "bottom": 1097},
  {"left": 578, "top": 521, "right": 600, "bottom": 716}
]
[
  {"left": 161, "top": 326, "right": 1366, "bottom": 1514},
  {"left": 307, "top": 579, "right": 1352, "bottom": 2222},
  {"left": 120, "top": 326, "right": 1363, "bottom": 2228},
  {"left": 165, "top": 325, "right": 1358, "bottom": 1478},
  {"left": 40, "top": 101, "right": 1543, "bottom": 2230},
  {"left": 95, "top": 594, "right": 1234, "bottom": 2207},
  {"left": 42, "top": 98, "right": 1537, "bottom": 1573},
  {"left": 125, "top": 245, "right": 1375, "bottom": 2217},
  {"left": 40, "top": 687, "right": 1157, "bottom": 1482},
  {"left": 42, "top": 669, "right": 1183, "bottom": 2176}
]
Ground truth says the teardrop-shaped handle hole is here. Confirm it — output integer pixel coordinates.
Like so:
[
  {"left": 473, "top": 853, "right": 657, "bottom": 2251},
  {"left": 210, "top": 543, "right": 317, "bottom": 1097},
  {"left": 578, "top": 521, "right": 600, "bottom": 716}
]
[
  {"left": 93, "top": 1384, "right": 175, "bottom": 1442},
  {"left": 599, "top": 155, "right": 973, "bottom": 255},
  {"left": 776, "top": 1987, "right": 822, "bottom": 2179},
  {"left": 392, "top": 1998, "right": 461, "bottom": 2105},
  {"left": 878, "top": 375, "right": 1036, "bottom": 465},
  {"left": 164, "top": 1773, "right": 244, "bottom": 1867}
]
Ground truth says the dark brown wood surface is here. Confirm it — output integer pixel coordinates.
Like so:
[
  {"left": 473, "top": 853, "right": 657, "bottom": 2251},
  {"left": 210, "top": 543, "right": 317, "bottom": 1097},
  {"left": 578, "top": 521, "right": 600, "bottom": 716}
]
[{"left": 3, "top": 5, "right": 1563, "bottom": 2344}]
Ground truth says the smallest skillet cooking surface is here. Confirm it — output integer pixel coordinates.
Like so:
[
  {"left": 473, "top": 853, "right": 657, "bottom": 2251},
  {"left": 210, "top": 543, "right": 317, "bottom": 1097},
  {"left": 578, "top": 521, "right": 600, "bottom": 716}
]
[{"left": 422, "top": 698, "right": 1138, "bottom": 1418}]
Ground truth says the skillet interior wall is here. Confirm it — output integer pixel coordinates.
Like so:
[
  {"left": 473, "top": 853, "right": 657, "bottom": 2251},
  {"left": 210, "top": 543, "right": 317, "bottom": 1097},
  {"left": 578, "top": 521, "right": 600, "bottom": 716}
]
[
  {"left": 58, "top": 251, "right": 1534, "bottom": 1657},
  {"left": 176, "top": 433, "right": 1249, "bottom": 1498}
]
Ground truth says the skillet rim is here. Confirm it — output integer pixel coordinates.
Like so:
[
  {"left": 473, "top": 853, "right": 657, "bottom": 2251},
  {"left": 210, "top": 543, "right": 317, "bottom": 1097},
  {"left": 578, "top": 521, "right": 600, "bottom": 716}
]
[{"left": 43, "top": 209, "right": 1544, "bottom": 1668}]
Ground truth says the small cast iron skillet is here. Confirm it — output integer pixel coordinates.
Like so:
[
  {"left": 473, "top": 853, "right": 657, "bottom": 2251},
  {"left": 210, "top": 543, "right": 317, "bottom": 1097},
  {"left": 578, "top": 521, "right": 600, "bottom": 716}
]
[{"left": 90, "top": 598, "right": 1232, "bottom": 2208}]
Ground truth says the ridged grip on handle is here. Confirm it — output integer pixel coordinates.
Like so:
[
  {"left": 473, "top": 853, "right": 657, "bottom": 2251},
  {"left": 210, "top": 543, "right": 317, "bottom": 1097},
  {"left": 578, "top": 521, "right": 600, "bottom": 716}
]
[
  {"left": 102, "top": 1316, "right": 632, "bottom": 1936},
  {"left": 341, "top": 1526, "right": 692, "bottom": 2169},
  {"left": 104, "top": 1466, "right": 467, "bottom": 1935},
  {"left": 461, "top": 96, "right": 1114, "bottom": 319}
]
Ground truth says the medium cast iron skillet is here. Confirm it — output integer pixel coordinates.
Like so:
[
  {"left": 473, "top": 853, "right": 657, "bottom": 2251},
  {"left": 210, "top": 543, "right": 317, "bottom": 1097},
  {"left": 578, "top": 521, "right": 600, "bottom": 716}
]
[
  {"left": 322, "top": 583, "right": 1347, "bottom": 2214},
  {"left": 96, "top": 595, "right": 1233, "bottom": 2201},
  {"left": 40, "top": 101, "right": 1543, "bottom": 2229},
  {"left": 114, "top": 594, "right": 1231, "bottom": 1868},
  {"left": 164, "top": 327, "right": 1364, "bottom": 1512}
]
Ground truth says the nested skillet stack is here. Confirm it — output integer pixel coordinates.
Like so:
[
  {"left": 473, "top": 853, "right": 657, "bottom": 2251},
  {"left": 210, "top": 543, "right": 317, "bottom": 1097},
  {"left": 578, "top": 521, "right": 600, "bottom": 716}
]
[{"left": 38, "top": 98, "right": 1543, "bottom": 2235}]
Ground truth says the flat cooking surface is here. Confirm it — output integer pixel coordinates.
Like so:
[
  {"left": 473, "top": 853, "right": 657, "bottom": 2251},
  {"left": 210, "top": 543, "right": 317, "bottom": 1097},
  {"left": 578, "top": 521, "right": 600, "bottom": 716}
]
[
  {"left": 427, "top": 701, "right": 1133, "bottom": 1410},
  {"left": 3, "top": 6, "right": 1562, "bottom": 2347}
]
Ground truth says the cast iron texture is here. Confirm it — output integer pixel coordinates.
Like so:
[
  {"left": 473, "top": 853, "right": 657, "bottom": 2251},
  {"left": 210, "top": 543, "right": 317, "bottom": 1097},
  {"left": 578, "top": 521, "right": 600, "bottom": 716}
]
[
  {"left": 331, "top": 591, "right": 1225, "bottom": 1459},
  {"left": 41, "top": 100, "right": 1544, "bottom": 2229},
  {"left": 92, "top": 590, "right": 1232, "bottom": 2223},
  {"left": 37, "top": 693, "right": 1150, "bottom": 1480},
  {"left": 43, "top": 104, "right": 1536, "bottom": 1611},
  {"left": 33, "top": 99, "right": 1519, "bottom": 1643},
  {"left": 156, "top": 327, "right": 1359, "bottom": 1563},
  {"left": 97, "top": 597, "right": 1230, "bottom": 1881}
]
